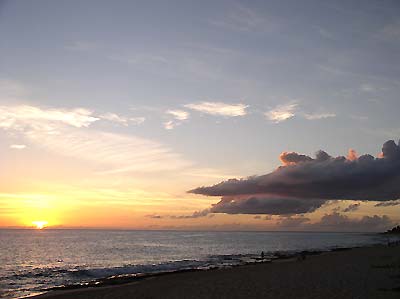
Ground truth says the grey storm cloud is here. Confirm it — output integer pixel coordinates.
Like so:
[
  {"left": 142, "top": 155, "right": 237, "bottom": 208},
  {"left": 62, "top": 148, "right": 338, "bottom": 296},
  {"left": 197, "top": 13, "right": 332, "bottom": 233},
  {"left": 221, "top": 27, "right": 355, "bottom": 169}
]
[
  {"left": 146, "top": 210, "right": 213, "bottom": 219},
  {"left": 314, "top": 213, "right": 393, "bottom": 232},
  {"left": 208, "top": 196, "right": 326, "bottom": 215},
  {"left": 374, "top": 200, "right": 400, "bottom": 207},
  {"left": 274, "top": 212, "right": 393, "bottom": 232},
  {"left": 188, "top": 139, "right": 400, "bottom": 216},
  {"left": 276, "top": 215, "right": 310, "bottom": 227},
  {"left": 190, "top": 140, "right": 400, "bottom": 202},
  {"left": 279, "top": 151, "right": 313, "bottom": 165},
  {"left": 342, "top": 203, "right": 360, "bottom": 212},
  {"left": 170, "top": 209, "right": 213, "bottom": 219}
]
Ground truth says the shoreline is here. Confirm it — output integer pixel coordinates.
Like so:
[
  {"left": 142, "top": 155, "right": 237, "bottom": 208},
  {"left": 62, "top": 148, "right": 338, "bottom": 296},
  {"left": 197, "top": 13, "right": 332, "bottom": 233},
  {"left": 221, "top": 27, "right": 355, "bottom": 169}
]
[
  {"left": 29, "top": 243, "right": 400, "bottom": 299},
  {"left": 32, "top": 247, "right": 359, "bottom": 293}
]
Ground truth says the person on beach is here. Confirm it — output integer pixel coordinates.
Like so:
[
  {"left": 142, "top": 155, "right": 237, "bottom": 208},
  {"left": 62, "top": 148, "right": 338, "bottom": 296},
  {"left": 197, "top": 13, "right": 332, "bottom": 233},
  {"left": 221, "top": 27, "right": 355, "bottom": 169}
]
[{"left": 261, "top": 251, "right": 265, "bottom": 260}]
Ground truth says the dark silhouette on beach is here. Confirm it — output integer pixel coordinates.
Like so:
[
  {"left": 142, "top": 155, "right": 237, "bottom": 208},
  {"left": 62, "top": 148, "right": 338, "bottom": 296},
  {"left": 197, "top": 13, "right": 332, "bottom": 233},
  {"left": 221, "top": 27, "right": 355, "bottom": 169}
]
[{"left": 384, "top": 225, "right": 400, "bottom": 234}]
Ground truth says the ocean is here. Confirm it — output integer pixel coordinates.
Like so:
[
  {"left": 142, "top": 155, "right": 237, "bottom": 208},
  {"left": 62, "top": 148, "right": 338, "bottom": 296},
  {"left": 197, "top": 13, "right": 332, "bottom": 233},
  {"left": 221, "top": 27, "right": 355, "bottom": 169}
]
[{"left": 0, "top": 229, "right": 392, "bottom": 298}]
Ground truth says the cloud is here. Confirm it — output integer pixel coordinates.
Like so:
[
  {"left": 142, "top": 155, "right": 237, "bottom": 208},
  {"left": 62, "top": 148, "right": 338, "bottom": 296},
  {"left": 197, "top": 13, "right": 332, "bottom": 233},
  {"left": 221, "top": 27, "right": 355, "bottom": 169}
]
[
  {"left": 346, "top": 149, "right": 358, "bottom": 161},
  {"left": 342, "top": 203, "right": 360, "bottom": 212},
  {"left": 264, "top": 102, "right": 297, "bottom": 123},
  {"left": 375, "top": 200, "right": 400, "bottom": 207},
  {"left": 99, "top": 113, "right": 145, "bottom": 126},
  {"left": 163, "top": 109, "right": 190, "bottom": 130},
  {"left": 254, "top": 215, "right": 273, "bottom": 220},
  {"left": 99, "top": 113, "right": 129, "bottom": 125},
  {"left": 0, "top": 105, "right": 99, "bottom": 134},
  {"left": 303, "top": 113, "right": 336, "bottom": 120},
  {"left": 184, "top": 102, "right": 248, "bottom": 117},
  {"left": 280, "top": 151, "right": 313, "bottom": 166},
  {"left": 209, "top": 4, "right": 275, "bottom": 33},
  {"left": 265, "top": 102, "right": 335, "bottom": 123},
  {"left": 189, "top": 139, "right": 400, "bottom": 215},
  {"left": 10, "top": 144, "right": 26, "bottom": 150},
  {"left": 164, "top": 120, "right": 176, "bottom": 130},
  {"left": 130, "top": 117, "right": 146, "bottom": 125},
  {"left": 170, "top": 209, "right": 212, "bottom": 219},
  {"left": 146, "top": 210, "right": 212, "bottom": 219},
  {"left": 0, "top": 104, "right": 190, "bottom": 173},
  {"left": 315, "top": 213, "right": 392, "bottom": 232},
  {"left": 166, "top": 110, "right": 190, "bottom": 121},
  {"left": 276, "top": 215, "right": 310, "bottom": 227},
  {"left": 0, "top": 104, "right": 143, "bottom": 132},
  {"left": 27, "top": 128, "right": 191, "bottom": 173},
  {"left": 208, "top": 196, "right": 326, "bottom": 215},
  {"left": 275, "top": 212, "right": 393, "bottom": 232}
]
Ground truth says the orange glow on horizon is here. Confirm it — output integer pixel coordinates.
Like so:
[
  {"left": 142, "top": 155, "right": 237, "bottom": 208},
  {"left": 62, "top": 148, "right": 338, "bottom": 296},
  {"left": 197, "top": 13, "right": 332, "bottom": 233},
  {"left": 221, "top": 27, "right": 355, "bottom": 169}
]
[{"left": 32, "top": 221, "right": 48, "bottom": 229}]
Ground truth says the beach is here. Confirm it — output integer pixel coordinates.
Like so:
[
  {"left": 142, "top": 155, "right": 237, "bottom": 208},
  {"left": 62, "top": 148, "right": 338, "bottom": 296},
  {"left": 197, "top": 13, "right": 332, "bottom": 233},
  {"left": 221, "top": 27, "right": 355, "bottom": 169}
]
[{"left": 32, "top": 244, "right": 400, "bottom": 299}]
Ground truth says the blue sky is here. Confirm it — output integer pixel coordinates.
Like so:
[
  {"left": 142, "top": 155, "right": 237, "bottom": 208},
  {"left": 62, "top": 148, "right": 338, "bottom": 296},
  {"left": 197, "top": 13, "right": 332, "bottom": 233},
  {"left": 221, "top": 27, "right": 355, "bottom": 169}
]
[{"left": 1, "top": 0, "right": 400, "bottom": 230}]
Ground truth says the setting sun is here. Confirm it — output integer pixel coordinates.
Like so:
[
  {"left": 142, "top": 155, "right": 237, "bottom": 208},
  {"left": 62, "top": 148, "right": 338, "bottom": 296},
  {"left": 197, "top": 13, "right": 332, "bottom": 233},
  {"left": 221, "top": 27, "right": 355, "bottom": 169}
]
[{"left": 32, "top": 221, "right": 48, "bottom": 229}]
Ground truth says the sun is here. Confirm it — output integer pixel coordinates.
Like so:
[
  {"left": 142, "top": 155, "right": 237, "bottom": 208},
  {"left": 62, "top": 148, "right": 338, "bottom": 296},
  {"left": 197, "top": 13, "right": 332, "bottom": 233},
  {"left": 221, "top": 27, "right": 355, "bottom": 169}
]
[{"left": 32, "top": 221, "right": 48, "bottom": 229}]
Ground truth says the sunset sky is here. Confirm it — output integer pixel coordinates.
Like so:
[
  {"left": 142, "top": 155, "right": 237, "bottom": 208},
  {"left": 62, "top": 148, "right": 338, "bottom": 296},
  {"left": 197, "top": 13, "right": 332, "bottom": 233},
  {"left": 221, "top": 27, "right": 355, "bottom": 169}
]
[{"left": 1, "top": 0, "right": 400, "bottom": 231}]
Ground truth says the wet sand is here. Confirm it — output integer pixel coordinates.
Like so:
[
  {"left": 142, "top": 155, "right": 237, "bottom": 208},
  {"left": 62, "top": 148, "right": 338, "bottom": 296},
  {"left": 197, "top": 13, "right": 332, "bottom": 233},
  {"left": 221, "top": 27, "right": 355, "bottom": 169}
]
[{"left": 32, "top": 244, "right": 400, "bottom": 299}]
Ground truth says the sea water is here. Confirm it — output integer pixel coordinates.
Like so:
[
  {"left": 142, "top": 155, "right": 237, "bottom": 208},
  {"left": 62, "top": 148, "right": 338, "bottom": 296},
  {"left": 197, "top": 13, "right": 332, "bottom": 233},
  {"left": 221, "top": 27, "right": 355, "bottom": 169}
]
[{"left": 0, "top": 229, "right": 390, "bottom": 298}]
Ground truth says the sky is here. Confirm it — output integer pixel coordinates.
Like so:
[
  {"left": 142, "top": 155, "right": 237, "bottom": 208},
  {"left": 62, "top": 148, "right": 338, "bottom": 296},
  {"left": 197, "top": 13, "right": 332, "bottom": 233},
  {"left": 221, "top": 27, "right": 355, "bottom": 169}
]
[{"left": 0, "top": 0, "right": 400, "bottom": 231}]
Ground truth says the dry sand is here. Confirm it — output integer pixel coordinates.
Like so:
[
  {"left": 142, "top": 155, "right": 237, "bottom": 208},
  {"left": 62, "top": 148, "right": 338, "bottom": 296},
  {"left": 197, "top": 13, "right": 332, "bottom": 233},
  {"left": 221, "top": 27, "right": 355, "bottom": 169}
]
[{"left": 32, "top": 244, "right": 400, "bottom": 299}]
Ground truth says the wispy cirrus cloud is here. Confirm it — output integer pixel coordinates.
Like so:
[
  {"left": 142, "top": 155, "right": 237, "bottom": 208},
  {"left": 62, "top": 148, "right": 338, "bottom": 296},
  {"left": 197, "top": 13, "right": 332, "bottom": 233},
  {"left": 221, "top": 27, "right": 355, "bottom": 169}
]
[
  {"left": 99, "top": 113, "right": 145, "bottom": 126},
  {"left": 129, "top": 117, "right": 146, "bottom": 125},
  {"left": 0, "top": 104, "right": 189, "bottom": 173},
  {"left": 10, "top": 144, "right": 26, "bottom": 150},
  {"left": 303, "top": 112, "right": 336, "bottom": 120},
  {"left": 184, "top": 102, "right": 248, "bottom": 117},
  {"left": 210, "top": 4, "right": 276, "bottom": 33},
  {"left": 166, "top": 109, "right": 190, "bottom": 121},
  {"left": 99, "top": 113, "right": 129, "bottom": 125},
  {"left": 163, "top": 109, "right": 190, "bottom": 130},
  {"left": 163, "top": 120, "right": 176, "bottom": 130},
  {"left": 265, "top": 102, "right": 336, "bottom": 123},
  {"left": 0, "top": 104, "right": 144, "bottom": 134},
  {"left": 0, "top": 105, "right": 99, "bottom": 134},
  {"left": 27, "top": 128, "right": 191, "bottom": 173},
  {"left": 264, "top": 102, "right": 297, "bottom": 123}
]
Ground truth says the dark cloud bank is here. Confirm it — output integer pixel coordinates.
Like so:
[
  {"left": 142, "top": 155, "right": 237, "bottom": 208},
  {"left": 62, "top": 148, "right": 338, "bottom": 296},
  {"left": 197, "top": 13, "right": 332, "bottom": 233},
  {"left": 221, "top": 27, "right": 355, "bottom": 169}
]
[
  {"left": 274, "top": 213, "right": 392, "bottom": 232},
  {"left": 188, "top": 140, "right": 400, "bottom": 219}
]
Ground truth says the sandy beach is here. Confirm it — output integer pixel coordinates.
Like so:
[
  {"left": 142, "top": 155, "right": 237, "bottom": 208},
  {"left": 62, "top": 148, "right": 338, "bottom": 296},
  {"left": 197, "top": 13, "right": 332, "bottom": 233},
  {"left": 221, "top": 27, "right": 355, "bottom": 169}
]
[{"left": 31, "top": 244, "right": 400, "bottom": 299}]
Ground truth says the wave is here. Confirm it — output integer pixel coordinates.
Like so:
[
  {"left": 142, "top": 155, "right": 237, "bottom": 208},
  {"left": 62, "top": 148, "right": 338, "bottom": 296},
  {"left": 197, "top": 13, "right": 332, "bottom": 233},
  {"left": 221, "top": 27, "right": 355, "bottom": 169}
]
[
  {"left": 3, "top": 254, "right": 268, "bottom": 284},
  {"left": 2, "top": 232, "right": 393, "bottom": 299}
]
